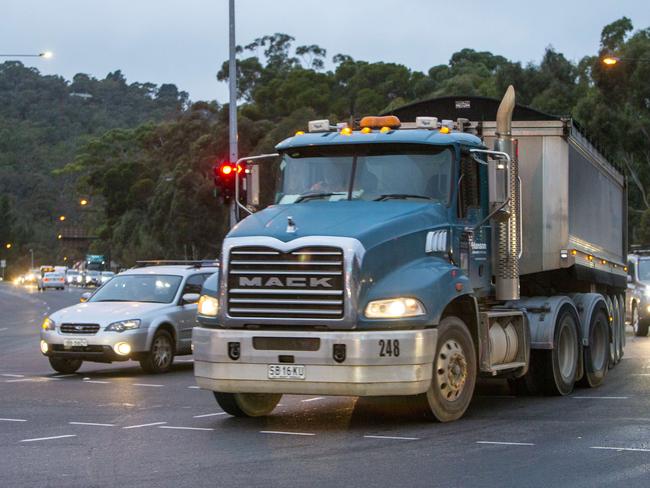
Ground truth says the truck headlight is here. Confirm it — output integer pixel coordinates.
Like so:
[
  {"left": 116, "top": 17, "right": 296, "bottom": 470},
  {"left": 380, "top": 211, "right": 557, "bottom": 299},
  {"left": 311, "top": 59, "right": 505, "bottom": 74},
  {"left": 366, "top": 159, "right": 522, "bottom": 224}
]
[
  {"left": 41, "top": 317, "right": 56, "bottom": 331},
  {"left": 105, "top": 319, "right": 141, "bottom": 332},
  {"left": 198, "top": 295, "right": 219, "bottom": 317},
  {"left": 365, "top": 297, "right": 426, "bottom": 319}
]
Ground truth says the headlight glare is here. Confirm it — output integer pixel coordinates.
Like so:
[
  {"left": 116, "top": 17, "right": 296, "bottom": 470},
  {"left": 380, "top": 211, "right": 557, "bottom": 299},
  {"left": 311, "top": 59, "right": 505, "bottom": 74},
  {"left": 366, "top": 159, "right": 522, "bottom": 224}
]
[
  {"left": 41, "top": 317, "right": 56, "bottom": 331},
  {"left": 105, "top": 319, "right": 141, "bottom": 332},
  {"left": 198, "top": 295, "right": 219, "bottom": 317},
  {"left": 365, "top": 297, "right": 426, "bottom": 319}
]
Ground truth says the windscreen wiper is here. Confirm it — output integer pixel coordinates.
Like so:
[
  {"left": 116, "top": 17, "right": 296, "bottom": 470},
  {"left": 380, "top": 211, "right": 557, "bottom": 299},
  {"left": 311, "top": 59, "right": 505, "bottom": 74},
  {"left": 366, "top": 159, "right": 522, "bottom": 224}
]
[
  {"left": 294, "top": 192, "right": 346, "bottom": 203},
  {"left": 374, "top": 194, "right": 432, "bottom": 201}
]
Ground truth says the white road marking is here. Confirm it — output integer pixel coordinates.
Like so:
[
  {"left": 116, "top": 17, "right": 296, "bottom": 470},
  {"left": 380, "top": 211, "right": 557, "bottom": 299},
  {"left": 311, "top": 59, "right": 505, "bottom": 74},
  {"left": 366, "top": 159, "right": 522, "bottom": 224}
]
[
  {"left": 158, "top": 426, "right": 215, "bottom": 431},
  {"left": 69, "top": 422, "right": 115, "bottom": 427},
  {"left": 1, "top": 374, "right": 25, "bottom": 378},
  {"left": 0, "top": 328, "right": 8, "bottom": 332},
  {"left": 260, "top": 431, "right": 315, "bottom": 436},
  {"left": 187, "top": 386, "right": 200, "bottom": 389},
  {"left": 20, "top": 435, "right": 77, "bottom": 443},
  {"left": 591, "top": 446, "right": 650, "bottom": 452},
  {"left": 364, "top": 435, "right": 419, "bottom": 441},
  {"left": 132, "top": 383, "right": 164, "bottom": 388},
  {"left": 0, "top": 418, "right": 27, "bottom": 422},
  {"left": 193, "top": 412, "right": 227, "bottom": 418},
  {"left": 52, "top": 374, "right": 77, "bottom": 378},
  {"left": 571, "top": 396, "right": 629, "bottom": 400},
  {"left": 82, "top": 380, "right": 109, "bottom": 384},
  {"left": 476, "top": 441, "right": 535, "bottom": 446},
  {"left": 123, "top": 422, "right": 167, "bottom": 429},
  {"left": 6, "top": 378, "right": 35, "bottom": 383},
  {"left": 301, "top": 397, "right": 325, "bottom": 403}
]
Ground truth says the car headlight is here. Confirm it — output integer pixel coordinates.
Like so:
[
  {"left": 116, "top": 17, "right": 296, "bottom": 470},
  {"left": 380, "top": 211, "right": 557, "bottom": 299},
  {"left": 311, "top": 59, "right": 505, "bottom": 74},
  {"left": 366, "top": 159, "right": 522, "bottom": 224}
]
[
  {"left": 198, "top": 295, "right": 219, "bottom": 317},
  {"left": 365, "top": 297, "right": 426, "bottom": 319},
  {"left": 41, "top": 317, "right": 56, "bottom": 331},
  {"left": 105, "top": 319, "right": 141, "bottom": 332}
]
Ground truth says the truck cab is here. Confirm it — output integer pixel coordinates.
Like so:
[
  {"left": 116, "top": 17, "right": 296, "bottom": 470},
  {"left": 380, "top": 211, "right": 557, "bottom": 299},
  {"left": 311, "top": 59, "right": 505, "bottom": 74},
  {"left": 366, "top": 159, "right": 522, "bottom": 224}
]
[{"left": 626, "top": 252, "right": 650, "bottom": 336}]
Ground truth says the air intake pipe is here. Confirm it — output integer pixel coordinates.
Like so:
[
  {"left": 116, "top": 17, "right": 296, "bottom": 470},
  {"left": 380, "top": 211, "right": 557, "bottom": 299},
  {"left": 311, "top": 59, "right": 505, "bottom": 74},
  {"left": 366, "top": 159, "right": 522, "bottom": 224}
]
[{"left": 493, "top": 86, "right": 520, "bottom": 301}]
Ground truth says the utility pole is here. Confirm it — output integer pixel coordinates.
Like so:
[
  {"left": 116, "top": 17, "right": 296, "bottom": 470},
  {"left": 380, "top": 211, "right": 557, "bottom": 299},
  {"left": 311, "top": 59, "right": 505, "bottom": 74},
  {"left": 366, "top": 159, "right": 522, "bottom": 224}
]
[{"left": 228, "top": 0, "right": 238, "bottom": 229}]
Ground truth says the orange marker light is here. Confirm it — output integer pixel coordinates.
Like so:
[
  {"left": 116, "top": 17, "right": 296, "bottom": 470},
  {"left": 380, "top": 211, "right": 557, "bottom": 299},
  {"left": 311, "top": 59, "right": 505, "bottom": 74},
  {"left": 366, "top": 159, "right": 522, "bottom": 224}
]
[
  {"left": 340, "top": 127, "right": 353, "bottom": 136},
  {"left": 439, "top": 126, "right": 450, "bottom": 134},
  {"left": 361, "top": 127, "right": 372, "bottom": 134},
  {"left": 295, "top": 130, "right": 305, "bottom": 136},
  {"left": 587, "top": 255, "right": 593, "bottom": 262},
  {"left": 571, "top": 249, "right": 577, "bottom": 256},
  {"left": 379, "top": 126, "right": 391, "bottom": 133}
]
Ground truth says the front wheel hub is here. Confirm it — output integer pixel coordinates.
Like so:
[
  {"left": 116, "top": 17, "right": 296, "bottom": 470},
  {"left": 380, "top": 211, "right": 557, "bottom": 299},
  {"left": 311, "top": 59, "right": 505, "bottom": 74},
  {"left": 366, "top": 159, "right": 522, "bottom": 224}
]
[{"left": 436, "top": 340, "right": 468, "bottom": 401}]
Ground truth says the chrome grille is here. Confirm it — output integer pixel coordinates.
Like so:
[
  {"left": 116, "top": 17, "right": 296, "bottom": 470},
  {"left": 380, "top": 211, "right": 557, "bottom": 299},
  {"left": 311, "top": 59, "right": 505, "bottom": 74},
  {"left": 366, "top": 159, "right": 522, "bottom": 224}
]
[
  {"left": 60, "top": 323, "right": 100, "bottom": 334},
  {"left": 227, "top": 246, "right": 344, "bottom": 319}
]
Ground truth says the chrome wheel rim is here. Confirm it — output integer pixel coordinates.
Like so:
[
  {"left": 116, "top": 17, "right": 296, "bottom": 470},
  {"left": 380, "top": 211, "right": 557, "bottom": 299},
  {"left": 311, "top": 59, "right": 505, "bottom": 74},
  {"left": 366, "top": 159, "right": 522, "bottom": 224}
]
[
  {"left": 152, "top": 336, "right": 172, "bottom": 369},
  {"left": 435, "top": 339, "right": 468, "bottom": 401},
  {"left": 633, "top": 306, "right": 639, "bottom": 333}
]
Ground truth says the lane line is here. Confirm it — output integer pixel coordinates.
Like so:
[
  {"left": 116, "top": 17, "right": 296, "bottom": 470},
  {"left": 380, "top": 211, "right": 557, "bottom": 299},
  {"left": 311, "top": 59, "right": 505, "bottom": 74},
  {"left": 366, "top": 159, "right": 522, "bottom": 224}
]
[
  {"left": 591, "top": 446, "right": 650, "bottom": 452},
  {"left": 571, "top": 396, "right": 629, "bottom": 400},
  {"left": 301, "top": 397, "right": 325, "bottom": 403},
  {"left": 123, "top": 422, "right": 167, "bottom": 429},
  {"left": 364, "top": 435, "right": 419, "bottom": 441},
  {"left": 69, "top": 422, "right": 115, "bottom": 427},
  {"left": 1, "top": 374, "right": 25, "bottom": 378},
  {"left": 132, "top": 383, "right": 164, "bottom": 388},
  {"left": 260, "top": 431, "right": 315, "bottom": 436},
  {"left": 82, "top": 380, "right": 109, "bottom": 384},
  {"left": 52, "top": 374, "right": 77, "bottom": 378},
  {"left": 193, "top": 412, "right": 227, "bottom": 418},
  {"left": 187, "top": 386, "right": 200, "bottom": 389},
  {"left": 0, "top": 418, "right": 27, "bottom": 422},
  {"left": 6, "top": 378, "right": 35, "bottom": 383},
  {"left": 20, "top": 435, "right": 77, "bottom": 443},
  {"left": 476, "top": 441, "right": 535, "bottom": 446},
  {"left": 158, "top": 426, "right": 214, "bottom": 431}
]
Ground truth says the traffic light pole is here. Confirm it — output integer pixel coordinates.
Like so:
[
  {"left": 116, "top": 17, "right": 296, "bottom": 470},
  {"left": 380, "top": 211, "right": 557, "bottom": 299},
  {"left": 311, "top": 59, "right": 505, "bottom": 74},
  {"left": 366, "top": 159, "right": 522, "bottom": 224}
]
[{"left": 228, "top": 0, "right": 238, "bottom": 229}]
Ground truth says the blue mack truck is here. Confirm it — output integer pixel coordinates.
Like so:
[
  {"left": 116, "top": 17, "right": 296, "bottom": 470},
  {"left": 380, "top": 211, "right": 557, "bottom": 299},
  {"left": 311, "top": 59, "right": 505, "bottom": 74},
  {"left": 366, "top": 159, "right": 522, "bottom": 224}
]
[{"left": 192, "top": 86, "right": 627, "bottom": 422}]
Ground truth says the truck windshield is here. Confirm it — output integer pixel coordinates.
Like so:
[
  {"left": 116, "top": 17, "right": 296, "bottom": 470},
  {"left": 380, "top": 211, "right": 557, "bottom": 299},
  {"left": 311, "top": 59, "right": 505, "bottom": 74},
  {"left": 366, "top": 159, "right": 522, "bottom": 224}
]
[
  {"left": 638, "top": 259, "right": 650, "bottom": 282},
  {"left": 276, "top": 144, "right": 452, "bottom": 204}
]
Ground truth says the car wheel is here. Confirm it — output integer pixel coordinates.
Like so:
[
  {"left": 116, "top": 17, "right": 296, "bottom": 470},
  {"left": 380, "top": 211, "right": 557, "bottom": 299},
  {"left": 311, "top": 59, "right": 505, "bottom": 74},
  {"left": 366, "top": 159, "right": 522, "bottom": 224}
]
[
  {"left": 48, "top": 357, "right": 82, "bottom": 374},
  {"left": 140, "top": 330, "right": 174, "bottom": 374},
  {"left": 214, "top": 392, "right": 282, "bottom": 417}
]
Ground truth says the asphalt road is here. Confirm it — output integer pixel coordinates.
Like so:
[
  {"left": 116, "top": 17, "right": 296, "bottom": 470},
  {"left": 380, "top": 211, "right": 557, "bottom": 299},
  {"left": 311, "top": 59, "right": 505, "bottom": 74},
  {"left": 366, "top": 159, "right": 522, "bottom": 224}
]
[{"left": 1, "top": 283, "right": 650, "bottom": 488}]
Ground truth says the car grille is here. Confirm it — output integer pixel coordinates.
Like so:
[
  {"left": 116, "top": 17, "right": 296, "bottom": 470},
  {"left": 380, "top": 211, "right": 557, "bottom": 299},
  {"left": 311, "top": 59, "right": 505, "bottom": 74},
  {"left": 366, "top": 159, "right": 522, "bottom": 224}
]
[
  {"left": 60, "top": 323, "right": 100, "bottom": 334},
  {"left": 227, "top": 246, "right": 344, "bottom": 319}
]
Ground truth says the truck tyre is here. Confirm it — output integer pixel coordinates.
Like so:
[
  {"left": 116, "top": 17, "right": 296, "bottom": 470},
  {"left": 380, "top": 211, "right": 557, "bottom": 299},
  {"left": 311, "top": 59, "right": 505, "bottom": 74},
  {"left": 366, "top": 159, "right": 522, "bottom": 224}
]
[
  {"left": 416, "top": 316, "right": 476, "bottom": 422},
  {"left": 579, "top": 308, "right": 609, "bottom": 388},
  {"left": 214, "top": 392, "right": 282, "bottom": 417},
  {"left": 139, "top": 330, "right": 174, "bottom": 374},
  {"left": 635, "top": 318, "right": 650, "bottom": 337},
  {"left": 48, "top": 357, "right": 82, "bottom": 374}
]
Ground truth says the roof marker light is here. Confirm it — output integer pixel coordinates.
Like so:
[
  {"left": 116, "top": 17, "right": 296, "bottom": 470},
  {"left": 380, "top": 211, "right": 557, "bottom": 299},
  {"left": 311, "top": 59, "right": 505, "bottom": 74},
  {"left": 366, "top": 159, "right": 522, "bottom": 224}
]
[
  {"left": 295, "top": 130, "right": 305, "bottom": 136},
  {"left": 361, "top": 127, "right": 372, "bottom": 134},
  {"left": 340, "top": 127, "right": 353, "bottom": 136},
  {"left": 380, "top": 126, "right": 391, "bottom": 134},
  {"left": 439, "top": 126, "right": 450, "bottom": 134}
]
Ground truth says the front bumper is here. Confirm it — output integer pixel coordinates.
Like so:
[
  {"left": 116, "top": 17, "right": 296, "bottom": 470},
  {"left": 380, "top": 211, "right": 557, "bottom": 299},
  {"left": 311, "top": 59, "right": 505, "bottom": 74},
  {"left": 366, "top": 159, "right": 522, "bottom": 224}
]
[
  {"left": 40, "top": 328, "right": 149, "bottom": 362},
  {"left": 192, "top": 327, "right": 436, "bottom": 396}
]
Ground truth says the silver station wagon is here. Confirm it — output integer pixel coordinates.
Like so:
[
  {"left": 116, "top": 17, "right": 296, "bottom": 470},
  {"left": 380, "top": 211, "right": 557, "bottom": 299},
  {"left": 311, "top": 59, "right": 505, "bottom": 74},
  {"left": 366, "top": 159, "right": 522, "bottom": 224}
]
[{"left": 40, "top": 262, "right": 218, "bottom": 374}]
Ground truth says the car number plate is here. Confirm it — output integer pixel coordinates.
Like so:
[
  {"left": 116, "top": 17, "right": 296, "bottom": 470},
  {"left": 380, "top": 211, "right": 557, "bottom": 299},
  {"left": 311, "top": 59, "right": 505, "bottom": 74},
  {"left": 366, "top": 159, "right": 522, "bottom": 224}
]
[
  {"left": 63, "top": 338, "right": 87, "bottom": 348},
  {"left": 267, "top": 364, "right": 305, "bottom": 380}
]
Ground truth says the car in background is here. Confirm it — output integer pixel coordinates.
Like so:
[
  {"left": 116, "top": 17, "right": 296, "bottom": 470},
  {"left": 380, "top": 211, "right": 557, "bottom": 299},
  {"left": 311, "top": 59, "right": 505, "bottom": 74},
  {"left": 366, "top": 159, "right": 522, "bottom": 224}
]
[
  {"left": 39, "top": 262, "right": 218, "bottom": 374},
  {"left": 100, "top": 271, "right": 115, "bottom": 284},
  {"left": 66, "top": 270, "right": 80, "bottom": 286},
  {"left": 83, "top": 270, "right": 101, "bottom": 287},
  {"left": 627, "top": 251, "right": 650, "bottom": 336},
  {"left": 38, "top": 272, "right": 66, "bottom": 291}
]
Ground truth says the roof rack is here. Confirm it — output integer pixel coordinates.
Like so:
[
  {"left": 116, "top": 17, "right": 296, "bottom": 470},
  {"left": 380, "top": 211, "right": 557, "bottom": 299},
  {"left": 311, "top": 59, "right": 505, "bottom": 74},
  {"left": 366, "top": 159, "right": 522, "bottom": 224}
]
[{"left": 133, "top": 260, "right": 219, "bottom": 269}]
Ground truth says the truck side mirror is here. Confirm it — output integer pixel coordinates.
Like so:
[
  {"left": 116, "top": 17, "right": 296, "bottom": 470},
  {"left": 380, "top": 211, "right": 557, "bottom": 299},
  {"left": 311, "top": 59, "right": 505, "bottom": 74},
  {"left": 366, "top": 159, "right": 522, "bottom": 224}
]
[
  {"left": 182, "top": 293, "right": 200, "bottom": 305},
  {"left": 470, "top": 149, "right": 511, "bottom": 221},
  {"left": 246, "top": 164, "right": 260, "bottom": 209}
]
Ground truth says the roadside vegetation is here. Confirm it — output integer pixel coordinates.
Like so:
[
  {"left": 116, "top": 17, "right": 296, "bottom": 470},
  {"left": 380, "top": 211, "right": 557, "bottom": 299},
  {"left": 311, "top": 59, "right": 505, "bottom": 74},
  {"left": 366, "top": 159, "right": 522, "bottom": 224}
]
[{"left": 0, "top": 17, "right": 648, "bottom": 271}]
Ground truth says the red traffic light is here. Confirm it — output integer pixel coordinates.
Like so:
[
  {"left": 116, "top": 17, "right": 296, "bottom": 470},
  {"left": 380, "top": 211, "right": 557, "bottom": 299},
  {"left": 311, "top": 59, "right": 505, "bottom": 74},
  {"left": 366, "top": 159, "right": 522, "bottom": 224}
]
[{"left": 221, "top": 164, "right": 233, "bottom": 176}]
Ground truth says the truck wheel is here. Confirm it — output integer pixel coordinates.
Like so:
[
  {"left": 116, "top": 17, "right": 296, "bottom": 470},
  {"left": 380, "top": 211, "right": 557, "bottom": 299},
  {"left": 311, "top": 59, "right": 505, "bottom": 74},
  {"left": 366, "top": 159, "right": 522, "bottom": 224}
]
[
  {"left": 48, "top": 357, "right": 82, "bottom": 374},
  {"left": 579, "top": 308, "right": 609, "bottom": 388},
  {"left": 214, "top": 392, "right": 281, "bottom": 417},
  {"left": 417, "top": 316, "right": 476, "bottom": 422},
  {"left": 635, "top": 318, "right": 650, "bottom": 337},
  {"left": 139, "top": 330, "right": 174, "bottom": 374}
]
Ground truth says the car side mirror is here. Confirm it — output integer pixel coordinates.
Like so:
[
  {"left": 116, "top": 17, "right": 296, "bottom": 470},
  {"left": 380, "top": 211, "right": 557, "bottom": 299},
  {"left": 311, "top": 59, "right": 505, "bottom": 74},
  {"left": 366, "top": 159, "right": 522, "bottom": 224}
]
[
  {"left": 182, "top": 293, "right": 200, "bottom": 305},
  {"left": 80, "top": 292, "right": 91, "bottom": 303}
]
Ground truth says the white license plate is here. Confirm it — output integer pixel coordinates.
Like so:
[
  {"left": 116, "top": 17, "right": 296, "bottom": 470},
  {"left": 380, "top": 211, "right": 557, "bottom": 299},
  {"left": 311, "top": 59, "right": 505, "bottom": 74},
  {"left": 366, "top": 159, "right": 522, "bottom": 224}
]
[
  {"left": 63, "top": 338, "right": 88, "bottom": 348},
  {"left": 267, "top": 364, "right": 305, "bottom": 380}
]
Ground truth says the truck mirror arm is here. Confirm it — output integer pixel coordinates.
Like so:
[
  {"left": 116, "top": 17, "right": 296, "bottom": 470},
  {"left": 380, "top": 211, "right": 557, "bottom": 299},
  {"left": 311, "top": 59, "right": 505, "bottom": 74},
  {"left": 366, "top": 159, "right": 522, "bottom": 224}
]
[{"left": 234, "top": 153, "right": 280, "bottom": 218}]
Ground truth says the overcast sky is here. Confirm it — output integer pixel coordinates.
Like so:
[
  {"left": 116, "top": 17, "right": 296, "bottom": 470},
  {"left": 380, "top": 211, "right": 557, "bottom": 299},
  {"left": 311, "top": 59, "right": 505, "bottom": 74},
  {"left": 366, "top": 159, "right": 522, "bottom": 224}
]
[{"left": 3, "top": 0, "right": 649, "bottom": 103}]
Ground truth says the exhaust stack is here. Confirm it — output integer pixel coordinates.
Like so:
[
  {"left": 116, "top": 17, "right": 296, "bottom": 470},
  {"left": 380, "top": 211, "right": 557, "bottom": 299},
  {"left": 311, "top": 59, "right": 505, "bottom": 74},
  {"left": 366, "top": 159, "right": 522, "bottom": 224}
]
[{"left": 493, "top": 85, "right": 520, "bottom": 301}]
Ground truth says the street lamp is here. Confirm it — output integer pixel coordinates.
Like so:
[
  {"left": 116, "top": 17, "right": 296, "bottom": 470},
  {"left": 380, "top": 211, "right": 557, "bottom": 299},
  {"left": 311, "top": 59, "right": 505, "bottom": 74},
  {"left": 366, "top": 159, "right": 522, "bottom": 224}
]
[
  {"left": 79, "top": 199, "right": 88, "bottom": 206},
  {"left": 59, "top": 215, "right": 66, "bottom": 221},
  {"left": 601, "top": 54, "right": 650, "bottom": 67},
  {"left": 4, "top": 243, "right": 11, "bottom": 249},
  {"left": 602, "top": 56, "right": 619, "bottom": 66},
  {"left": 0, "top": 51, "right": 53, "bottom": 59}
]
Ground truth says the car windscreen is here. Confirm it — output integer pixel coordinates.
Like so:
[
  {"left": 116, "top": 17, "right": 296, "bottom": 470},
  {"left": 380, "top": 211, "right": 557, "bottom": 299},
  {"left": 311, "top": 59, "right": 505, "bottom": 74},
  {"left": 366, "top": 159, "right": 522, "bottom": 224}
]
[
  {"left": 638, "top": 259, "right": 650, "bottom": 282},
  {"left": 89, "top": 274, "right": 182, "bottom": 304}
]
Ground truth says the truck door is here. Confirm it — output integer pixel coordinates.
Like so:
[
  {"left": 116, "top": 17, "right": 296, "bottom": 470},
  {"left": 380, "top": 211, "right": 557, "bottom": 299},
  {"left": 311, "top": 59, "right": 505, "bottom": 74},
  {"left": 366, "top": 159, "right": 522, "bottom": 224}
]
[{"left": 457, "top": 150, "right": 490, "bottom": 291}]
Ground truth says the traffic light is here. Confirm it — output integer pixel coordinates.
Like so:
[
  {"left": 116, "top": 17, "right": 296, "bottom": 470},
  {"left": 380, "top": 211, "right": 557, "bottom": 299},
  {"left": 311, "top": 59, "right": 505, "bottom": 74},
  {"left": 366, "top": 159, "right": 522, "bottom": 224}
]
[{"left": 213, "top": 161, "right": 246, "bottom": 203}]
